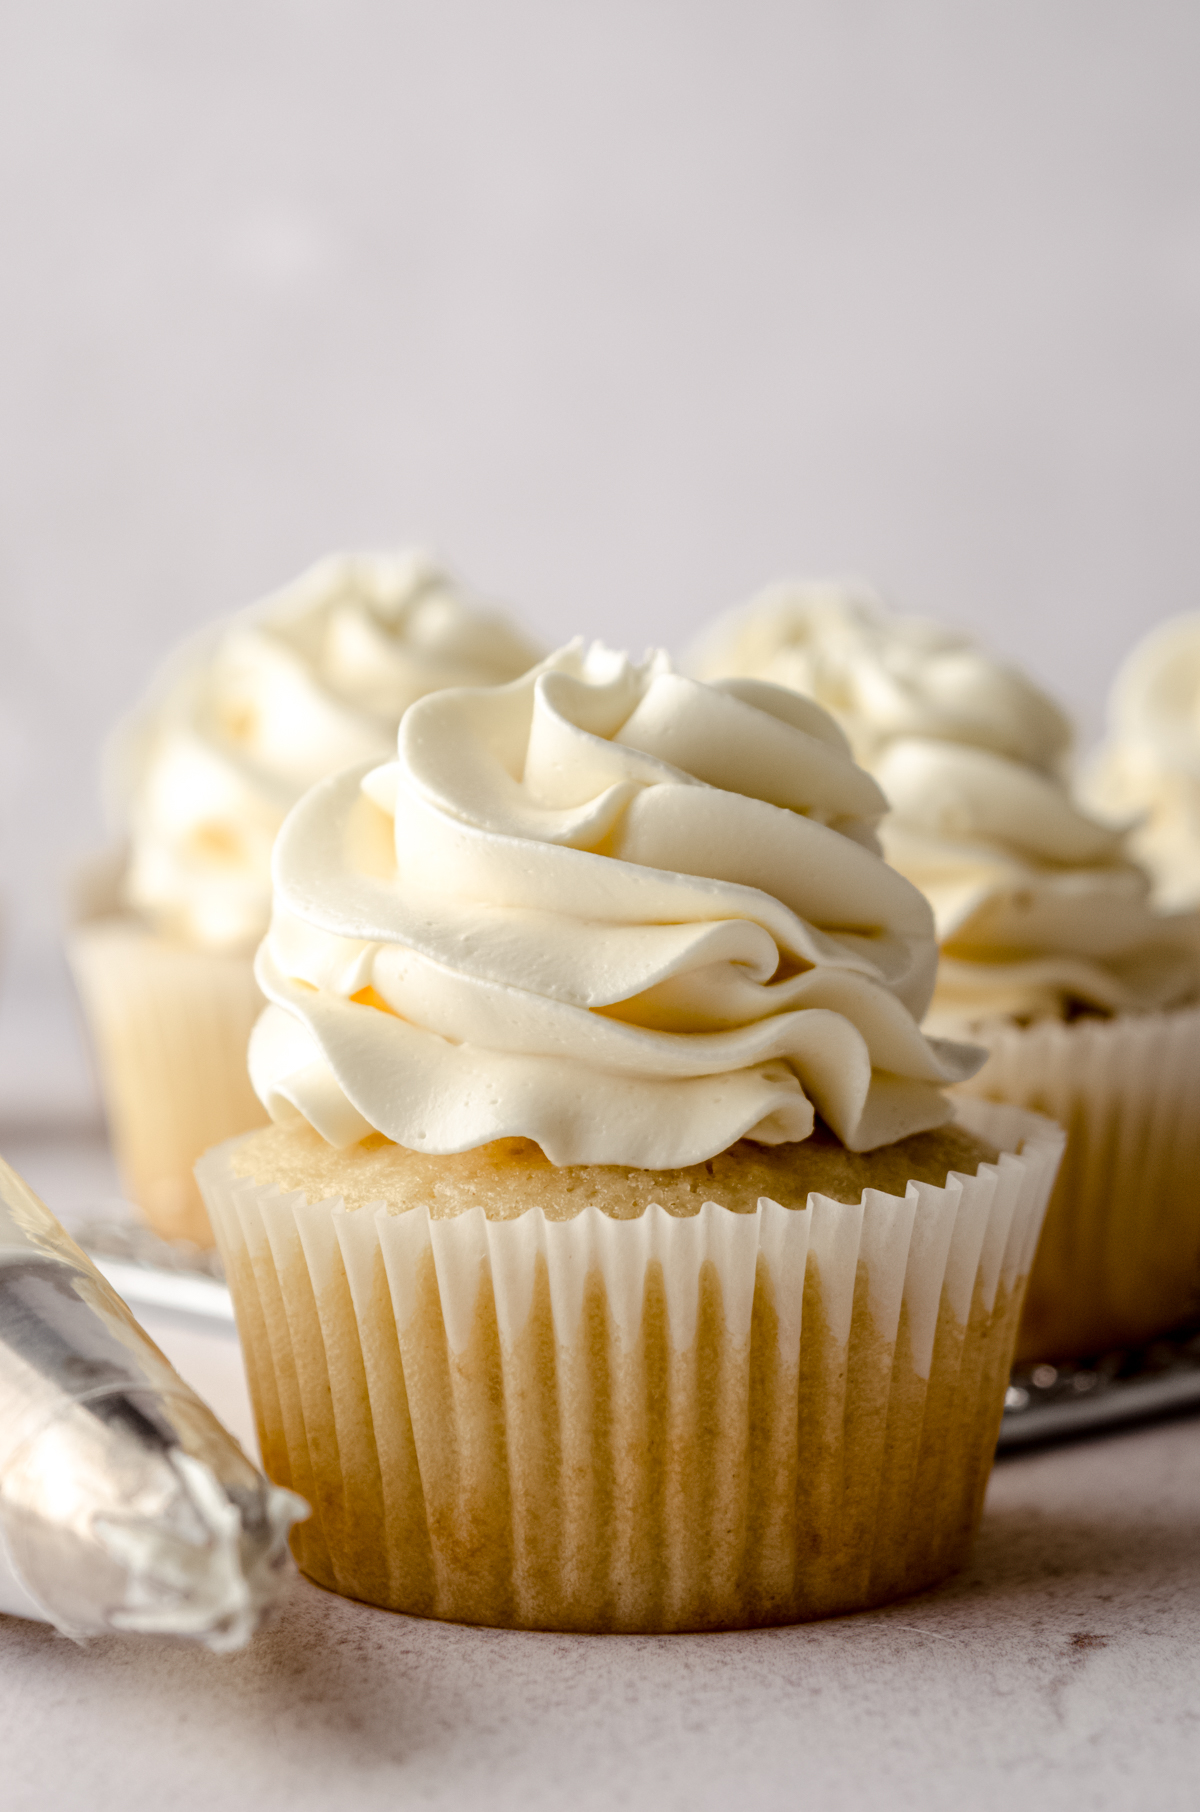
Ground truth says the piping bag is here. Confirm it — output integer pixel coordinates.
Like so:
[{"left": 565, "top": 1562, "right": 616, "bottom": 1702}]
[{"left": 0, "top": 1151, "right": 307, "bottom": 1649}]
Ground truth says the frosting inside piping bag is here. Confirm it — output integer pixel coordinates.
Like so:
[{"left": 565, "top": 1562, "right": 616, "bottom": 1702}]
[{"left": 251, "top": 643, "right": 983, "bottom": 1164}]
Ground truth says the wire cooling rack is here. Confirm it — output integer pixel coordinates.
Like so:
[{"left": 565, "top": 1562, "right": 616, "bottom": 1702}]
[{"left": 997, "top": 1327, "right": 1200, "bottom": 1451}]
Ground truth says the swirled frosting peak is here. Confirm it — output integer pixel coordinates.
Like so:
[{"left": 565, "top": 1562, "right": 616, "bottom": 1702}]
[
  {"left": 250, "top": 643, "right": 984, "bottom": 1166},
  {"left": 876, "top": 737, "right": 1200, "bottom": 1033},
  {"left": 113, "top": 552, "right": 544, "bottom": 950},
  {"left": 1082, "top": 613, "right": 1200, "bottom": 912},
  {"left": 691, "top": 580, "right": 1072, "bottom": 771}
]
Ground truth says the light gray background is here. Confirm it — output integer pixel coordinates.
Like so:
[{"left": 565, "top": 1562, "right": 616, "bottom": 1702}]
[{"left": 2, "top": 1, "right": 1199, "bottom": 1120}]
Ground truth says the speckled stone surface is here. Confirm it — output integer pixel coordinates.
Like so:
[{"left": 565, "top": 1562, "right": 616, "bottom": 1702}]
[{"left": 2, "top": 1412, "right": 1197, "bottom": 1811}]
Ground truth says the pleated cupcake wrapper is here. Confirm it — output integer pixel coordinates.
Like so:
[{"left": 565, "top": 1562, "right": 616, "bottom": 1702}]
[
  {"left": 954, "top": 1006, "right": 1200, "bottom": 1360},
  {"left": 68, "top": 916, "right": 267, "bottom": 1246},
  {"left": 197, "top": 1097, "right": 1062, "bottom": 1633}
]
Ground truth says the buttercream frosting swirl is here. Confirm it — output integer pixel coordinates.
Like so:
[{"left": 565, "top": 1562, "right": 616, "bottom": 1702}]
[
  {"left": 876, "top": 738, "right": 1200, "bottom": 1033},
  {"left": 112, "top": 552, "right": 543, "bottom": 950},
  {"left": 1081, "top": 613, "right": 1200, "bottom": 912},
  {"left": 693, "top": 583, "right": 1200, "bottom": 1034},
  {"left": 691, "top": 580, "right": 1072, "bottom": 771},
  {"left": 249, "top": 643, "right": 983, "bottom": 1165}
]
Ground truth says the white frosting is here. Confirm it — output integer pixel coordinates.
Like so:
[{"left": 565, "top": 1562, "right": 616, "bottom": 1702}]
[
  {"left": 692, "top": 583, "right": 1200, "bottom": 1033},
  {"left": 876, "top": 738, "right": 1200, "bottom": 1033},
  {"left": 691, "top": 581, "right": 1072, "bottom": 771},
  {"left": 112, "top": 552, "right": 544, "bottom": 950},
  {"left": 98, "top": 1450, "right": 303, "bottom": 1653},
  {"left": 250, "top": 643, "right": 983, "bottom": 1165},
  {"left": 1082, "top": 613, "right": 1200, "bottom": 911},
  {"left": 0, "top": 1432, "right": 304, "bottom": 1650}
]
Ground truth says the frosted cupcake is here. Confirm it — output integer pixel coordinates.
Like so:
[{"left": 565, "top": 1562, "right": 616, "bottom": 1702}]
[
  {"left": 694, "top": 583, "right": 1200, "bottom": 1359},
  {"left": 1081, "top": 613, "right": 1200, "bottom": 911},
  {"left": 197, "top": 644, "right": 1061, "bottom": 1632},
  {"left": 71, "top": 552, "right": 542, "bottom": 1243}
]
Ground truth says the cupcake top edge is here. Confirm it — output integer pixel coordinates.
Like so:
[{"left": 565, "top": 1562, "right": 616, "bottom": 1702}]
[
  {"left": 107, "top": 550, "right": 546, "bottom": 954},
  {"left": 249, "top": 640, "right": 984, "bottom": 1167}
]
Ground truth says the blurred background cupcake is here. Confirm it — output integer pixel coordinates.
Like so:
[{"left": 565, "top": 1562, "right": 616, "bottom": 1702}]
[
  {"left": 690, "top": 579, "right": 1072, "bottom": 774},
  {"left": 69, "top": 550, "right": 543, "bottom": 1243},
  {"left": 1081, "top": 614, "right": 1200, "bottom": 912},
  {"left": 693, "top": 582, "right": 1200, "bottom": 1360}
]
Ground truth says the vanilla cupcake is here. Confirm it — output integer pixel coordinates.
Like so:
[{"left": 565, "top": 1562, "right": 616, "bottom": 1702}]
[
  {"left": 71, "top": 552, "right": 543, "bottom": 1243},
  {"left": 197, "top": 644, "right": 1061, "bottom": 1632},
  {"left": 695, "top": 583, "right": 1200, "bottom": 1359}
]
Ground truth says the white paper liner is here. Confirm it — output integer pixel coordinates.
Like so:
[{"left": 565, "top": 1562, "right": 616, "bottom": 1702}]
[
  {"left": 954, "top": 1006, "right": 1200, "bottom": 1359},
  {"left": 197, "top": 1099, "right": 1062, "bottom": 1632},
  {"left": 68, "top": 915, "right": 268, "bottom": 1245}
]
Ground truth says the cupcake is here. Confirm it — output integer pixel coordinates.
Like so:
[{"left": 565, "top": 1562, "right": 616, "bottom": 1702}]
[
  {"left": 694, "top": 583, "right": 1200, "bottom": 1359},
  {"left": 70, "top": 551, "right": 543, "bottom": 1243},
  {"left": 197, "top": 644, "right": 1061, "bottom": 1631},
  {"left": 1081, "top": 612, "right": 1200, "bottom": 910}
]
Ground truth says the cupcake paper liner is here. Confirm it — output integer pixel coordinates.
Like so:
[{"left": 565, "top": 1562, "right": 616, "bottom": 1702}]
[
  {"left": 197, "top": 1099, "right": 1061, "bottom": 1632},
  {"left": 69, "top": 916, "right": 268, "bottom": 1245},
  {"left": 954, "top": 1005, "right": 1200, "bottom": 1361}
]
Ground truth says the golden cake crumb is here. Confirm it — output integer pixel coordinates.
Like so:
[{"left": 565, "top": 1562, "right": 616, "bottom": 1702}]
[{"left": 231, "top": 1117, "right": 999, "bottom": 1220}]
